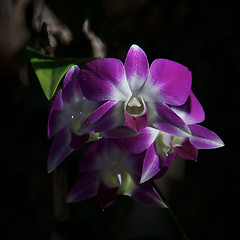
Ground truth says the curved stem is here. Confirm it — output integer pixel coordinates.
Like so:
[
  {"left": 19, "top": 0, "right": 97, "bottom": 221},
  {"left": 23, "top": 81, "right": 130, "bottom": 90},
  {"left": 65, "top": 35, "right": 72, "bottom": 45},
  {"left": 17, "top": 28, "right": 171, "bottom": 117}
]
[{"left": 150, "top": 180, "right": 189, "bottom": 240}]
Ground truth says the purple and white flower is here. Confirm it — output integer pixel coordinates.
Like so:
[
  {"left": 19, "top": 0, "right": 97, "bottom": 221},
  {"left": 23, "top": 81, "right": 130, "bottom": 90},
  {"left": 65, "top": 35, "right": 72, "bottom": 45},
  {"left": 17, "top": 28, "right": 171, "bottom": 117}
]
[
  {"left": 112, "top": 91, "right": 224, "bottom": 180},
  {"left": 79, "top": 44, "right": 192, "bottom": 136},
  {"left": 47, "top": 65, "right": 98, "bottom": 173},
  {"left": 67, "top": 139, "right": 166, "bottom": 210}
]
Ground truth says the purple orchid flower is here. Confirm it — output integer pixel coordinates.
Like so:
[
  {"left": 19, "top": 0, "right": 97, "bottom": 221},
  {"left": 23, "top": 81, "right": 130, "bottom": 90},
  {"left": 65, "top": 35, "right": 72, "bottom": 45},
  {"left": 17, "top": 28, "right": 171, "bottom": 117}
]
[
  {"left": 112, "top": 91, "right": 224, "bottom": 180},
  {"left": 67, "top": 138, "right": 166, "bottom": 210},
  {"left": 79, "top": 44, "right": 192, "bottom": 137},
  {"left": 47, "top": 65, "right": 99, "bottom": 173},
  {"left": 112, "top": 126, "right": 176, "bottom": 182}
]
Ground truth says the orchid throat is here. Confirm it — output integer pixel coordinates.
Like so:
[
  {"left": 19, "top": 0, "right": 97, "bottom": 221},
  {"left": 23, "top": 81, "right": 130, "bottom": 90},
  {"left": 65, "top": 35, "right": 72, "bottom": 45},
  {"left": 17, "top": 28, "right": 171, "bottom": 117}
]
[{"left": 126, "top": 96, "right": 146, "bottom": 117}]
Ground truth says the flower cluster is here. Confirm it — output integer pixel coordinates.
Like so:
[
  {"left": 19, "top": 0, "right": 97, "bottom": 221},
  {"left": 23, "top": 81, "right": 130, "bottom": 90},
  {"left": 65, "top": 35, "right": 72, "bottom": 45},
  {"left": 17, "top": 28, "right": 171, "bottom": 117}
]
[{"left": 48, "top": 45, "right": 224, "bottom": 210}]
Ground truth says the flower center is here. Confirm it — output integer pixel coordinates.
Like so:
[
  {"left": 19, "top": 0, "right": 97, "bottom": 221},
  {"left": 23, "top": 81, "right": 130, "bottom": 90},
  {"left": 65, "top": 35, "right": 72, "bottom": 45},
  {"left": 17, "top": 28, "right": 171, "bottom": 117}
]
[
  {"left": 70, "top": 113, "right": 82, "bottom": 133},
  {"left": 126, "top": 97, "right": 145, "bottom": 117}
]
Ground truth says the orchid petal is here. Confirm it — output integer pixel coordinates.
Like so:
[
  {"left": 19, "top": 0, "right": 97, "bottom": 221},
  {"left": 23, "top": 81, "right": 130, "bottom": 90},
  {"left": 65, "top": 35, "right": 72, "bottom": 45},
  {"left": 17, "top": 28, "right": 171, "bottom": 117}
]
[
  {"left": 79, "top": 139, "right": 124, "bottom": 172},
  {"left": 69, "top": 131, "right": 89, "bottom": 149},
  {"left": 47, "top": 89, "right": 64, "bottom": 139},
  {"left": 80, "top": 101, "right": 124, "bottom": 133},
  {"left": 80, "top": 100, "right": 117, "bottom": 132},
  {"left": 124, "top": 108, "right": 148, "bottom": 132},
  {"left": 189, "top": 124, "right": 224, "bottom": 149},
  {"left": 140, "top": 143, "right": 160, "bottom": 183},
  {"left": 142, "top": 59, "right": 192, "bottom": 105},
  {"left": 47, "top": 128, "right": 73, "bottom": 173},
  {"left": 114, "top": 127, "right": 159, "bottom": 154},
  {"left": 152, "top": 103, "right": 191, "bottom": 137},
  {"left": 124, "top": 44, "right": 149, "bottom": 94},
  {"left": 173, "top": 137, "right": 198, "bottom": 161},
  {"left": 153, "top": 152, "right": 176, "bottom": 179},
  {"left": 125, "top": 180, "right": 166, "bottom": 207},
  {"left": 171, "top": 91, "right": 205, "bottom": 125},
  {"left": 62, "top": 65, "right": 84, "bottom": 104},
  {"left": 122, "top": 152, "right": 146, "bottom": 182},
  {"left": 79, "top": 139, "right": 106, "bottom": 172},
  {"left": 97, "top": 174, "right": 120, "bottom": 210},
  {"left": 80, "top": 58, "right": 131, "bottom": 101},
  {"left": 67, "top": 171, "right": 100, "bottom": 203}
]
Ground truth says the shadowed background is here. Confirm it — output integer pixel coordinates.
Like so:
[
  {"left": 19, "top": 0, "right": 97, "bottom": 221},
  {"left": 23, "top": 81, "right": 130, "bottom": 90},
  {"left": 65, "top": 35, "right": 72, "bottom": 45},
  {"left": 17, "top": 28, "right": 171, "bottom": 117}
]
[{"left": 1, "top": 0, "right": 238, "bottom": 239}]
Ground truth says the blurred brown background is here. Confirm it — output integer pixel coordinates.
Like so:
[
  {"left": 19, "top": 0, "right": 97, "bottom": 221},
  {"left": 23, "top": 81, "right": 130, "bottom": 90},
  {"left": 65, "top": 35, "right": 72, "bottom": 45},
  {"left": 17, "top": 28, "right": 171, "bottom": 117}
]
[{"left": 1, "top": 0, "right": 238, "bottom": 239}]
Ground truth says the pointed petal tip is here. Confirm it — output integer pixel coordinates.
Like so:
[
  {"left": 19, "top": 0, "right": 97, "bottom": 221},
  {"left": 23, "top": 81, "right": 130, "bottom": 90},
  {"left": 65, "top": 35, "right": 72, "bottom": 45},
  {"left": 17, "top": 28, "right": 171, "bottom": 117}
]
[
  {"left": 215, "top": 137, "right": 225, "bottom": 148},
  {"left": 213, "top": 139, "right": 225, "bottom": 149},
  {"left": 47, "top": 167, "right": 54, "bottom": 174},
  {"left": 139, "top": 177, "right": 149, "bottom": 184},
  {"left": 66, "top": 192, "right": 80, "bottom": 203},
  {"left": 66, "top": 195, "right": 73, "bottom": 203},
  {"left": 66, "top": 193, "right": 81, "bottom": 203},
  {"left": 47, "top": 158, "right": 57, "bottom": 173},
  {"left": 189, "top": 124, "right": 224, "bottom": 149},
  {"left": 219, "top": 141, "right": 225, "bottom": 147}
]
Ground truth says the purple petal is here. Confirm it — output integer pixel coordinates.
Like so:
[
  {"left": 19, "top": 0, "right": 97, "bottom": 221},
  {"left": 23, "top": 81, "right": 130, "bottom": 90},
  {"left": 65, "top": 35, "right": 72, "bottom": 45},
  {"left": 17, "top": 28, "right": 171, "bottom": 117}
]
[
  {"left": 79, "top": 139, "right": 124, "bottom": 172},
  {"left": 79, "top": 138, "right": 145, "bottom": 180},
  {"left": 47, "top": 89, "right": 64, "bottom": 139},
  {"left": 152, "top": 103, "right": 191, "bottom": 137},
  {"left": 173, "top": 138, "right": 198, "bottom": 161},
  {"left": 79, "top": 139, "right": 106, "bottom": 172},
  {"left": 62, "top": 65, "right": 84, "bottom": 103},
  {"left": 124, "top": 108, "right": 148, "bottom": 132},
  {"left": 124, "top": 45, "right": 149, "bottom": 94},
  {"left": 114, "top": 127, "right": 159, "bottom": 154},
  {"left": 67, "top": 171, "right": 100, "bottom": 203},
  {"left": 97, "top": 175, "right": 120, "bottom": 210},
  {"left": 80, "top": 100, "right": 117, "bottom": 132},
  {"left": 80, "top": 58, "right": 131, "bottom": 101},
  {"left": 153, "top": 152, "right": 176, "bottom": 179},
  {"left": 126, "top": 180, "right": 166, "bottom": 207},
  {"left": 69, "top": 131, "right": 89, "bottom": 149},
  {"left": 122, "top": 152, "right": 146, "bottom": 181},
  {"left": 80, "top": 101, "right": 124, "bottom": 133},
  {"left": 140, "top": 143, "right": 160, "bottom": 183},
  {"left": 171, "top": 91, "right": 205, "bottom": 125},
  {"left": 47, "top": 128, "right": 73, "bottom": 173},
  {"left": 143, "top": 59, "right": 192, "bottom": 105},
  {"left": 189, "top": 124, "right": 224, "bottom": 149}
]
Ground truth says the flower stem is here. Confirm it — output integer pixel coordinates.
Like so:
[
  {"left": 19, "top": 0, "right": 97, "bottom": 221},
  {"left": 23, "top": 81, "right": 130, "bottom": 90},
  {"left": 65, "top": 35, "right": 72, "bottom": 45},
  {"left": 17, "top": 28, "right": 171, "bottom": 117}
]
[
  {"left": 51, "top": 165, "right": 69, "bottom": 240},
  {"left": 150, "top": 180, "right": 189, "bottom": 240}
]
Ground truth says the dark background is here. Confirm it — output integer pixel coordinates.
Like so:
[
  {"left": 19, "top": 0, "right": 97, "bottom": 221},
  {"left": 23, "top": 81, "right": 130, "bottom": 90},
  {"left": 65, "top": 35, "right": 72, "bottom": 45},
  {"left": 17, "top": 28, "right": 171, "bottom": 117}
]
[{"left": 1, "top": 0, "right": 238, "bottom": 239}]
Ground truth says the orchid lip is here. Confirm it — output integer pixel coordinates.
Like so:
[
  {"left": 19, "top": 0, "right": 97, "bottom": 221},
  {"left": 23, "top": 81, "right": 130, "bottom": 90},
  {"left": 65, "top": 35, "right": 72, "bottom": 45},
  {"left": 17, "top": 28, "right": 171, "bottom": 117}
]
[{"left": 126, "top": 96, "right": 146, "bottom": 117}]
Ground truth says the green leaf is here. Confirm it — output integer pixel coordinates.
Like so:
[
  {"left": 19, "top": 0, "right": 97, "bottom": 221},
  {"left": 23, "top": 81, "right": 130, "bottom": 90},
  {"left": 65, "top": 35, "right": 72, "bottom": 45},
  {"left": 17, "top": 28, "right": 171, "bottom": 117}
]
[{"left": 26, "top": 46, "right": 94, "bottom": 100}]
